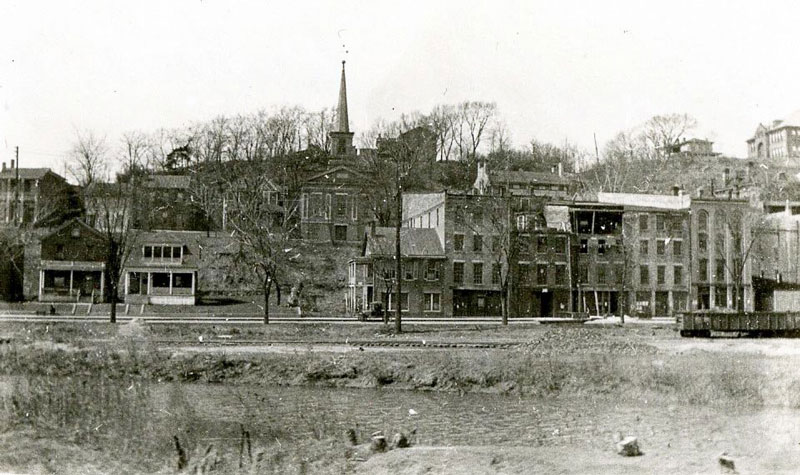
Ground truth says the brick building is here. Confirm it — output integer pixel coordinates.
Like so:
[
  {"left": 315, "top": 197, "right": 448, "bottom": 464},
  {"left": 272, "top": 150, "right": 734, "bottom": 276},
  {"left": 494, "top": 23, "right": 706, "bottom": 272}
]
[
  {"left": 347, "top": 226, "right": 446, "bottom": 315},
  {"left": 747, "top": 111, "right": 800, "bottom": 165},
  {"left": 0, "top": 163, "right": 76, "bottom": 226}
]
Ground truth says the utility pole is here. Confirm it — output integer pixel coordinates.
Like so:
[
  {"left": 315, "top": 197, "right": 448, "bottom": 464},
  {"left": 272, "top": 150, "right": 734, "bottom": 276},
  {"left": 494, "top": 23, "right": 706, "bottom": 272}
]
[{"left": 14, "top": 146, "right": 19, "bottom": 225}]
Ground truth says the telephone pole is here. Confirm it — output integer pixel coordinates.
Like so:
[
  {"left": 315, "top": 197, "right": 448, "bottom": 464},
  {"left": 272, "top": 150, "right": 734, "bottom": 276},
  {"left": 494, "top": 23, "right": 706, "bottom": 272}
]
[{"left": 14, "top": 146, "right": 19, "bottom": 224}]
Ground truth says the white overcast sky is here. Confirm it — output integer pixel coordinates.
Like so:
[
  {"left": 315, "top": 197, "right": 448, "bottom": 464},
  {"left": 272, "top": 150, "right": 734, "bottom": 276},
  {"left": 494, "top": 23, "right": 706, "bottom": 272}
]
[{"left": 3, "top": 0, "right": 800, "bottom": 172}]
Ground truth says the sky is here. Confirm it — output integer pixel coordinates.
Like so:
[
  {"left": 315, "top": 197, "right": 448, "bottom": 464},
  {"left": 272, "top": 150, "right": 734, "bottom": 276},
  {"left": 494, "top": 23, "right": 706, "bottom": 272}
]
[{"left": 3, "top": 0, "right": 800, "bottom": 175}]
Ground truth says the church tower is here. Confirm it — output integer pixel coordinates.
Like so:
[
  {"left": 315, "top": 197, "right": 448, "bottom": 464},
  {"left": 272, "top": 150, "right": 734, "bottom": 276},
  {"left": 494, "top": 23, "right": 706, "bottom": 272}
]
[{"left": 329, "top": 61, "right": 356, "bottom": 158}]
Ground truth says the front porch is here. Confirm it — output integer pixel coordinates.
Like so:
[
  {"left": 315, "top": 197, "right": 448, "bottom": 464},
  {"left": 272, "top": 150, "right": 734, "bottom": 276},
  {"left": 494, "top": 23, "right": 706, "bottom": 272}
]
[
  {"left": 38, "top": 260, "right": 105, "bottom": 302},
  {"left": 124, "top": 268, "right": 197, "bottom": 305}
]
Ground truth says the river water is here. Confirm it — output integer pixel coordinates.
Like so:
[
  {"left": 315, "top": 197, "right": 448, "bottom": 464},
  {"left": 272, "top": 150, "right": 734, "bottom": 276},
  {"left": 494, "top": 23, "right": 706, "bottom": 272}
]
[{"left": 146, "top": 383, "right": 800, "bottom": 452}]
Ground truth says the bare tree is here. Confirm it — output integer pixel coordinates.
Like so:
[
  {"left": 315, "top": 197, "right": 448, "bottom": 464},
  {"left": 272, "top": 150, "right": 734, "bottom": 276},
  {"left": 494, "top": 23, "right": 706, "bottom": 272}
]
[
  {"left": 68, "top": 130, "right": 108, "bottom": 188},
  {"left": 459, "top": 101, "right": 497, "bottom": 161},
  {"left": 85, "top": 180, "right": 138, "bottom": 323},
  {"left": 642, "top": 113, "right": 698, "bottom": 158},
  {"left": 719, "top": 208, "right": 763, "bottom": 312},
  {"left": 221, "top": 162, "right": 301, "bottom": 323},
  {"left": 303, "top": 108, "right": 334, "bottom": 153}
]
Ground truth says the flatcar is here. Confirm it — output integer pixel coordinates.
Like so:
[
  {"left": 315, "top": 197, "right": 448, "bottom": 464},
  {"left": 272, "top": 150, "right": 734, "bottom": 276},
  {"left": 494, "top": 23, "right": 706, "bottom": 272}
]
[{"left": 679, "top": 311, "right": 800, "bottom": 337}]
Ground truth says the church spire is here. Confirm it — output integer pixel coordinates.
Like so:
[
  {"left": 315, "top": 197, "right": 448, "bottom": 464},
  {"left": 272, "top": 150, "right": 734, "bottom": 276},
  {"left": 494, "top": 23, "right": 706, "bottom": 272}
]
[
  {"left": 329, "top": 60, "right": 355, "bottom": 158},
  {"left": 336, "top": 60, "right": 350, "bottom": 133}
]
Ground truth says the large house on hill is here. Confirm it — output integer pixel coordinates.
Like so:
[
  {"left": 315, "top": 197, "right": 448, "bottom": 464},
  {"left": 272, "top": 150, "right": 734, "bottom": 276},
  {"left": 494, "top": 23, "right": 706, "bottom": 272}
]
[
  {"left": 747, "top": 111, "right": 800, "bottom": 165},
  {"left": 0, "top": 163, "right": 77, "bottom": 226}
]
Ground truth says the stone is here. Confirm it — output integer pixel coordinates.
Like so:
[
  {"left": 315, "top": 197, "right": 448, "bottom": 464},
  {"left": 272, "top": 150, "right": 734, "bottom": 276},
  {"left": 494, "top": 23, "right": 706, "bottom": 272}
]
[
  {"left": 370, "top": 434, "right": 387, "bottom": 453},
  {"left": 391, "top": 432, "right": 409, "bottom": 449},
  {"left": 615, "top": 436, "right": 642, "bottom": 456},
  {"left": 718, "top": 453, "right": 735, "bottom": 473}
]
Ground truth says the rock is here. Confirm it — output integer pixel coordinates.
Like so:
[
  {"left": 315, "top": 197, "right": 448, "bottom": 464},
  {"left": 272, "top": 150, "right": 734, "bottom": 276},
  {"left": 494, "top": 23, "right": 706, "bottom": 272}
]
[
  {"left": 391, "top": 432, "right": 409, "bottom": 449},
  {"left": 719, "top": 453, "right": 735, "bottom": 473},
  {"left": 370, "top": 434, "right": 387, "bottom": 453},
  {"left": 616, "top": 436, "right": 642, "bottom": 456},
  {"left": 345, "top": 428, "right": 358, "bottom": 446}
]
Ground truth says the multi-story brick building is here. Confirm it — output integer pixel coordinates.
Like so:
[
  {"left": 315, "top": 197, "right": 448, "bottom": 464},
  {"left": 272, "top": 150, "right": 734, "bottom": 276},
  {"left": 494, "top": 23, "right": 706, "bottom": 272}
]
[
  {"left": 0, "top": 163, "right": 76, "bottom": 226},
  {"left": 690, "top": 197, "right": 754, "bottom": 311},
  {"left": 596, "top": 192, "right": 692, "bottom": 317},
  {"left": 747, "top": 111, "right": 800, "bottom": 165},
  {"left": 347, "top": 226, "right": 446, "bottom": 316}
]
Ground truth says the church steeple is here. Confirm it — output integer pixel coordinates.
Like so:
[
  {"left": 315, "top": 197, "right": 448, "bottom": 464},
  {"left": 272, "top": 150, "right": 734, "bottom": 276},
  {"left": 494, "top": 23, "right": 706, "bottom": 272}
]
[
  {"left": 336, "top": 61, "right": 350, "bottom": 133},
  {"left": 329, "top": 61, "right": 355, "bottom": 158}
]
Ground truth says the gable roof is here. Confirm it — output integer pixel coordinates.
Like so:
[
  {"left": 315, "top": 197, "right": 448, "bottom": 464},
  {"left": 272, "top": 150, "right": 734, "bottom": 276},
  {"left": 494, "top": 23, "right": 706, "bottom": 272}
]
[
  {"left": 365, "top": 227, "right": 445, "bottom": 258},
  {"left": 304, "top": 164, "right": 365, "bottom": 184},
  {"left": 0, "top": 168, "right": 63, "bottom": 181},
  {"left": 41, "top": 218, "right": 105, "bottom": 242},
  {"left": 142, "top": 174, "right": 191, "bottom": 189}
]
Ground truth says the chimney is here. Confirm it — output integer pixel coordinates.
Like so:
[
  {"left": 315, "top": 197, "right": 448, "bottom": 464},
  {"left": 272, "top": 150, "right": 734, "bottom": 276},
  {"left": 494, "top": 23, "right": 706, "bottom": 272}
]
[
  {"left": 710, "top": 178, "right": 716, "bottom": 194},
  {"left": 786, "top": 199, "right": 792, "bottom": 217},
  {"left": 697, "top": 187, "right": 705, "bottom": 197},
  {"left": 671, "top": 185, "right": 680, "bottom": 196},
  {"left": 10, "top": 159, "right": 14, "bottom": 170},
  {"left": 558, "top": 162, "right": 563, "bottom": 177},
  {"left": 1, "top": 162, "right": 5, "bottom": 172},
  {"left": 723, "top": 168, "right": 730, "bottom": 185},
  {"left": 370, "top": 220, "right": 376, "bottom": 235}
]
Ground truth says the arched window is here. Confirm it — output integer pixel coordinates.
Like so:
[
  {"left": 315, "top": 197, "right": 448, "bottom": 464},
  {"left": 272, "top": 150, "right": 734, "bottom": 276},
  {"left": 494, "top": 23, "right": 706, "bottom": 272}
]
[{"left": 697, "top": 209, "right": 708, "bottom": 232}]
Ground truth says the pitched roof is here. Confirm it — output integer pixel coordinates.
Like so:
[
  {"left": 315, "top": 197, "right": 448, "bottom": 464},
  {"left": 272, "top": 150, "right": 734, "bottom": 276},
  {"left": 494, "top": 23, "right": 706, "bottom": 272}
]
[
  {"left": 365, "top": 227, "right": 445, "bottom": 258},
  {"left": 142, "top": 174, "right": 191, "bottom": 189},
  {"left": 490, "top": 170, "right": 570, "bottom": 186},
  {"left": 0, "top": 168, "right": 61, "bottom": 180}
]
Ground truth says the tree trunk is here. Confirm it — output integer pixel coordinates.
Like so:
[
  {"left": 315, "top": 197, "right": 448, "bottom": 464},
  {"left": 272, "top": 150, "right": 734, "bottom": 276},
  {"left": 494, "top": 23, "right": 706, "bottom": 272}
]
[
  {"left": 109, "top": 282, "right": 117, "bottom": 323},
  {"left": 395, "top": 185, "right": 402, "bottom": 333},
  {"left": 262, "top": 277, "right": 271, "bottom": 324},
  {"left": 382, "top": 285, "right": 390, "bottom": 325}
]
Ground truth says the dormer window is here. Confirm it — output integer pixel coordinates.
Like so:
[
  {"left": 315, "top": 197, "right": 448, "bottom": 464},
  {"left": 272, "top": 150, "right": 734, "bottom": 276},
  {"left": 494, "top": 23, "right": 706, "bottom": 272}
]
[{"left": 143, "top": 244, "right": 183, "bottom": 262}]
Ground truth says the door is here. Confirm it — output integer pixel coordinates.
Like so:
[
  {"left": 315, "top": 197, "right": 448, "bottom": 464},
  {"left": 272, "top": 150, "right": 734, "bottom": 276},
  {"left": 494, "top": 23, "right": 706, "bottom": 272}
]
[{"left": 540, "top": 292, "right": 553, "bottom": 317}]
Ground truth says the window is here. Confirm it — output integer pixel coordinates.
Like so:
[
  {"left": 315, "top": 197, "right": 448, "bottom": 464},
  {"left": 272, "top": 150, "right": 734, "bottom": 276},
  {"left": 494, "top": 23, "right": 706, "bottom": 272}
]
[
  {"left": 579, "top": 238, "right": 588, "bottom": 253},
  {"left": 473, "top": 234, "right": 483, "bottom": 253},
  {"left": 554, "top": 236, "right": 566, "bottom": 254},
  {"left": 453, "top": 233, "right": 464, "bottom": 251},
  {"left": 579, "top": 266, "right": 589, "bottom": 283},
  {"left": 537, "top": 235, "right": 547, "bottom": 253},
  {"left": 173, "top": 273, "right": 192, "bottom": 289},
  {"left": 143, "top": 245, "right": 183, "bottom": 261},
  {"left": 656, "top": 215, "right": 666, "bottom": 232},
  {"left": 536, "top": 264, "right": 548, "bottom": 285},
  {"left": 640, "top": 240, "right": 649, "bottom": 255},
  {"left": 715, "top": 233, "right": 725, "bottom": 254},
  {"left": 472, "top": 207, "right": 483, "bottom": 224},
  {"left": 424, "top": 293, "right": 441, "bottom": 312},
  {"left": 674, "top": 265, "right": 683, "bottom": 285},
  {"left": 334, "top": 225, "right": 348, "bottom": 242},
  {"left": 698, "top": 233, "right": 708, "bottom": 253},
  {"left": 517, "top": 215, "right": 527, "bottom": 231},
  {"left": 492, "top": 235, "right": 500, "bottom": 252},
  {"left": 425, "top": 261, "right": 440, "bottom": 281},
  {"left": 698, "top": 210, "right": 708, "bottom": 232},
  {"left": 492, "top": 264, "right": 501, "bottom": 285},
  {"left": 386, "top": 292, "right": 409, "bottom": 312},
  {"left": 656, "top": 239, "right": 665, "bottom": 255},
  {"left": 615, "top": 264, "right": 625, "bottom": 284},
  {"left": 518, "top": 263, "right": 530, "bottom": 285},
  {"left": 597, "top": 265, "right": 606, "bottom": 284},
  {"left": 598, "top": 239, "right": 606, "bottom": 255},
  {"left": 716, "top": 259, "right": 726, "bottom": 282},
  {"left": 639, "top": 214, "right": 649, "bottom": 232},
  {"left": 336, "top": 194, "right": 347, "bottom": 217},
  {"left": 699, "top": 259, "right": 708, "bottom": 282},
  {"left": 640, "top": 265, "right": 650, "bottom": 285},
  {"left": 657, "top": 265, "right": 665, "bottom": 285},
  {"left": 555, "top": 264, "right": 567, "bottom": 283},
  {"left": 473, "top": 262, "right": 483, "bottom": 284},
  {"left": 715, "top": 286, "right": 727, "bottom": 309},
  {"left": 453, "top": 262, "right": 464, "bottom": 284},
  {"left": 673, "top": 240, "right": 682, "bottom": 257},
  {"left": 404, "top": 261, "right": 416, "bottom": 281}
]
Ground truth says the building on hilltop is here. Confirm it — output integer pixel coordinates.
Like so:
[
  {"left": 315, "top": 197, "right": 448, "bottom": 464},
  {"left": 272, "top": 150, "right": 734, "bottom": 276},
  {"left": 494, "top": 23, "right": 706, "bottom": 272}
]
[
  {"left": 659, "top": 138, "right": 717, "bottom": 157},
  {"left": 747, "top": 111, "right": 800, "bottom": 165},
  {"left": 0, "top": 161, "right": 78, "bottom": 227}
]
